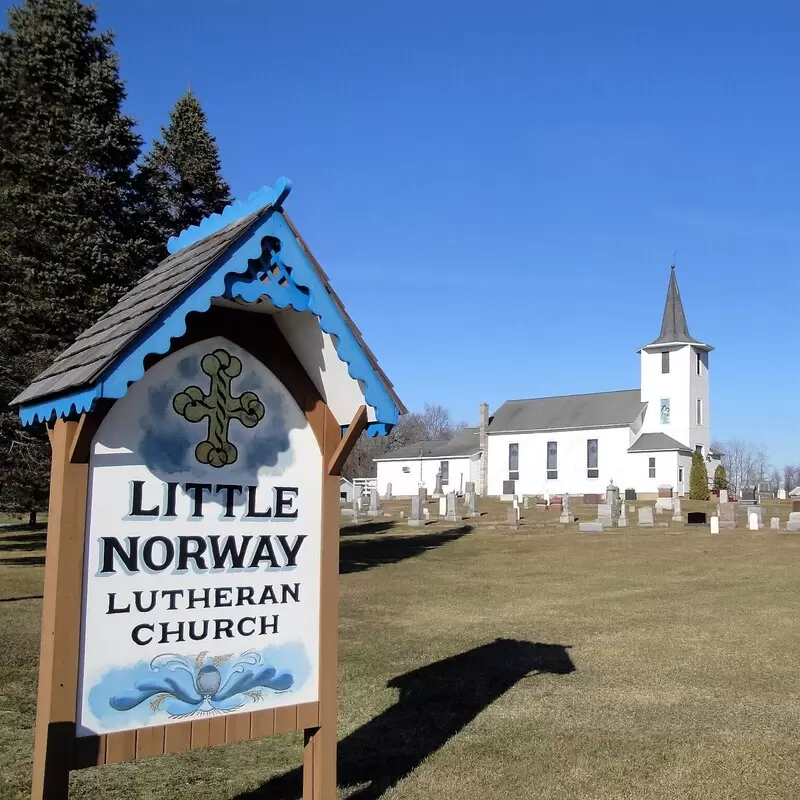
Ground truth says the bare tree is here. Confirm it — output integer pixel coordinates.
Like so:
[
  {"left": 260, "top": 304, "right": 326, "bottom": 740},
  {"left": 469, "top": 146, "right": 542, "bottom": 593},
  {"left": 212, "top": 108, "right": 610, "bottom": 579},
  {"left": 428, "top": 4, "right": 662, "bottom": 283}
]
[
  {"left": 783, "top": 465, "right": 799, "bottom": 492},
  {"left": 768, "top": 468, "right": 781, "bottom": 495}
]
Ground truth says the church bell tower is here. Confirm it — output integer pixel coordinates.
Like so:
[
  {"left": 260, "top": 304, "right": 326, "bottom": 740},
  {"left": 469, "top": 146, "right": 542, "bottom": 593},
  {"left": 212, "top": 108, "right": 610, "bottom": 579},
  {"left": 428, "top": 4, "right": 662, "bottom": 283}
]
[{"left": 638, "top": 267, "right": 713, "bottom": 455}]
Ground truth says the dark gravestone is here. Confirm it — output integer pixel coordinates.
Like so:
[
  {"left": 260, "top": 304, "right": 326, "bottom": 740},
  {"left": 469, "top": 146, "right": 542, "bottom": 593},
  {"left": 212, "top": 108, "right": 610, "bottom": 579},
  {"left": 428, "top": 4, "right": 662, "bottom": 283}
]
[
  {"left": 687, "top": 511, "right": 707, "bottom": 526},
  {"left": 502, "top": 480, "right": 515, "bottom": 495},
  {"left": 583, "top": 493, "right": 601, "bottom": 506},
  {"left": 740, "top": 487, "right": 756, "bottom": 505},
  {"left": 793, "top": 500, "right": 800, "bottom": 513},
  {"left": 625, "top": 489, "right": 637, "bottom": 501}
]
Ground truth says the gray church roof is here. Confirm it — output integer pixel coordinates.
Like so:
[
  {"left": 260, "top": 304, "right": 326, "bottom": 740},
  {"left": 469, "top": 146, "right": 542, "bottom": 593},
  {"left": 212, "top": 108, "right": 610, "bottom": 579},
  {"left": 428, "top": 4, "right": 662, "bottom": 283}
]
[
  {"left": 643, "top": 266, "right": 711, "bottom": 350},
  {"left": 627, "top": 432, "right": 692, "bottom": 454},
  {"left": 488, "top": 389, "right": 646, "bottom": 434},
  {"left": 375, "top": 427, "right": 480, "bottom": 461}
]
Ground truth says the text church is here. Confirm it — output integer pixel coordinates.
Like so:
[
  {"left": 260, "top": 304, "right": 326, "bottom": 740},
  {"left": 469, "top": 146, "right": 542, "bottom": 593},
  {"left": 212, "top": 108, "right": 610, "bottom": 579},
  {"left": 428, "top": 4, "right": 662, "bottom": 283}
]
[{"left": 375, "top": 268, "right": 721, "bottom": 499}]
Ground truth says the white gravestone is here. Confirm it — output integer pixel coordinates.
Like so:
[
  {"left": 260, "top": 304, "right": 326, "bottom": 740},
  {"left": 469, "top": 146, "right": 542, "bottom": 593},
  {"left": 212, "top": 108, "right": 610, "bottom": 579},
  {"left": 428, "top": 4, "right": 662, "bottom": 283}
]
[
  {"left": 438, "top": 496, "right": 447, "bottom": 516},
  {"left": 710, "top": 516, "right": 720, "bottom": 535},
  {"left": 748, "top": 512, "right": 759, "bottom": 531}
]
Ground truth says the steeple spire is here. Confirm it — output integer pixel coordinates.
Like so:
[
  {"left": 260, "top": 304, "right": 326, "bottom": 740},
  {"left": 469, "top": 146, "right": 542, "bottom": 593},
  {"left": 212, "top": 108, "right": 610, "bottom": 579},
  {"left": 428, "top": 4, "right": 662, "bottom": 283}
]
[{"left": 644, "top": 266, "right": 710, "bottom": 349}]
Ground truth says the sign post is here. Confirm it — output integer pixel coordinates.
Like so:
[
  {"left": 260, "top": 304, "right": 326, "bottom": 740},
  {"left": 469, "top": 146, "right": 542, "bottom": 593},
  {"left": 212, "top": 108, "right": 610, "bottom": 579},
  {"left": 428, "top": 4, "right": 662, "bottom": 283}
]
[{"left": 14, "top": 181, "right": 402, "bottom": 799}]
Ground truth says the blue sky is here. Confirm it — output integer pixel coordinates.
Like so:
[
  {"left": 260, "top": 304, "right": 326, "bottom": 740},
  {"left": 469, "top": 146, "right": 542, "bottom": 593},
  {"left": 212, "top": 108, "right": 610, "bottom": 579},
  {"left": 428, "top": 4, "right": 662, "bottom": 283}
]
[{"left": 9, "top": 1, "right": 800, "bottom": 465}]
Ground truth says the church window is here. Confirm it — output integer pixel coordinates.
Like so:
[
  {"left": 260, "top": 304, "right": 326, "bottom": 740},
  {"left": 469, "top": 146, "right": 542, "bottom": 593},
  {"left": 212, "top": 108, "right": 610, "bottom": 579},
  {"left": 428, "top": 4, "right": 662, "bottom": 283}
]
[
  {"left": 547, "top": 441, "right": 558, "bottom": 480},
  {"left": 440, "top": 461, "right": 449, "bottom": 485},
  {"left": 662, "top": 351, "right": 670, "bottom": 373},
  {"left": 649, "top": 457, "right": 656, "bottom": 479},
  {"left": 696, "top": 351, "right": 702, "bottom": 375},
  {"left": 660, "top": 398, "right": 670, "bottom": 425},
  {"left": 587, "top": 439, "right": 599, "bottom": 478},
  {"left": 696, "top": 398, "right": 703, "bottom": 425},
  {"left": 508, "top": 443, "right": 519, "bottom": 482}
]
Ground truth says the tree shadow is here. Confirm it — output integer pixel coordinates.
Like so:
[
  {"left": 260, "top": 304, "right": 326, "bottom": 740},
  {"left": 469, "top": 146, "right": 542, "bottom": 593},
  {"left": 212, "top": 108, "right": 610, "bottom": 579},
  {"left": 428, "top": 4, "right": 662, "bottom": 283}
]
[
  {"left": 0, "top": 594, "right": 43, "bottom": 603},
  {"left": 0, "top": 530, "right": 47, "bottom": 552},
  {"left": 340, "top": 520, "right": 396, "bottom": 536},
  {"left": 235, "top": 638, "right": 574, "bottom": 800},
  {"left": 339, "top": 526, "right": 472, "bottom": 575},
  {"left": 0, "top": 555, "right": 45, "bottom": 566}
]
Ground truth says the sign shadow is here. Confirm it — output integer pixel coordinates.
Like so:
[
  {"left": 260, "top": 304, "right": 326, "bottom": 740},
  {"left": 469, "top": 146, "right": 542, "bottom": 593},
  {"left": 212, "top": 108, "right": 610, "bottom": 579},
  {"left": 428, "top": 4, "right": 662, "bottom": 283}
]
[{"left": 235, "top": 638, "right": 575, "bottom": 800}]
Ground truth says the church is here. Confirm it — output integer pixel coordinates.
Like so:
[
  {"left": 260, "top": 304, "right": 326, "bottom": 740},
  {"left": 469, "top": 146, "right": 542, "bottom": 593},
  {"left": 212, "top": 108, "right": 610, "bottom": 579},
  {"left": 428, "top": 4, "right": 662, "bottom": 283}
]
[{"left": 375, "top": 268, "right": 722, "bottom": 499}]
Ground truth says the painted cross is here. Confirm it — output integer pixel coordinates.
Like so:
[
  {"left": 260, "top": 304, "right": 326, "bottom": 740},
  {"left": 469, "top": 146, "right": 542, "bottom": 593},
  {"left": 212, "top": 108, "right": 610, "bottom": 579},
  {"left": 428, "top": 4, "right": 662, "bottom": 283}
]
[{"left": 173, "top": 348, "right": 265, "bottom": 467}]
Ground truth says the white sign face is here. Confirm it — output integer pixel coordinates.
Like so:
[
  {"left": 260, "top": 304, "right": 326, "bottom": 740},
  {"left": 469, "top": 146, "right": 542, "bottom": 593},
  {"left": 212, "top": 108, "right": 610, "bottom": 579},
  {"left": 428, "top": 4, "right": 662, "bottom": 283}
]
[{"left": 77, "top": 337, "right": 322, "bottom": 736}]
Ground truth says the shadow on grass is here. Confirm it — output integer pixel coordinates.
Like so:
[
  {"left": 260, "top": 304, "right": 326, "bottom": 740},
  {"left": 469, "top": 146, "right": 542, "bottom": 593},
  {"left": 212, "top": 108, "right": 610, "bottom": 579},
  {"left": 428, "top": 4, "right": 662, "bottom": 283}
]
[
  {"left": 339, "top": 526, "right": 472, "bottom": 575},
  {"left": 235, "top": 639, "right": 574, "bottom": 800},
  {"left": 0, "top": 555, "right": 45, "bottom": 566},
  {"left": 0, "top": 594, "right": 42, "bottom": 602},
  {"left": 0, "top": 530, "right": 47, "bottom": 552},
  {"left": 340, "top": 520, "right": 396, "bottom": 536}
]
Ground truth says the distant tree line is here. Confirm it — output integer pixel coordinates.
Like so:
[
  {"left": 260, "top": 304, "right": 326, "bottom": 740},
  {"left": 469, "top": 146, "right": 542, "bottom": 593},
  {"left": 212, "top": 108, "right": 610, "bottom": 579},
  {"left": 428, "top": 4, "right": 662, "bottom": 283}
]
[
  {"left": 343, "top": 404, "right": 469, "bottom": 480},
  {"left": 712, "top": 439, "right": 799, "bottom": 495},
  {"left": 0, "top": 0, "right": 231, "bottom": 522}
]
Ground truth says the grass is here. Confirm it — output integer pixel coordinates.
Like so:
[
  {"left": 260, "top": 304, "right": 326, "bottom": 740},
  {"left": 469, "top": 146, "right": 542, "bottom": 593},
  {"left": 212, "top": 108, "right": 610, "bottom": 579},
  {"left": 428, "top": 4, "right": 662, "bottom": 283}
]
[{"left": 1, "top": 499, "right": 800, "bottom": 799}]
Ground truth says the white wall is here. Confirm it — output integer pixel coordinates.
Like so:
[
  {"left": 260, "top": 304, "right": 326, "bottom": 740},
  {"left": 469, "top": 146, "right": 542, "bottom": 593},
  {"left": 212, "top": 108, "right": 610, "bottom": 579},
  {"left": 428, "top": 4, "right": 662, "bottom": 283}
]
[
  {"left": 689, "top": 348, "right": 711, "bottom": 455},
  {"left": 487, "top": 427, "right": 634, "bottom": 496},
  {"left": 375, "top": 456, "right": 473, "bottom": 497}
]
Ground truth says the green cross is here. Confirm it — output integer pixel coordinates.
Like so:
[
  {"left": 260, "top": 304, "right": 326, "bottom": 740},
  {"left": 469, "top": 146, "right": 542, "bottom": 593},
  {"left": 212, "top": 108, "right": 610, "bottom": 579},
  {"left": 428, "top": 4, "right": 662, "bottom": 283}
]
[{"left": 173, "top": 349, "right": 265, "bottom": 468}]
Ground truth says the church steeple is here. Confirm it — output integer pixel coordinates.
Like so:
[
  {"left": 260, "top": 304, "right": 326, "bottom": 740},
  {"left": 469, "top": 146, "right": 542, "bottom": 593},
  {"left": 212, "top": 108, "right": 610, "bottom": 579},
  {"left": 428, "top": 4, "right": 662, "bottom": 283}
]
[{"left": 644, "top": 266, "right": 711, "bottom": 351}]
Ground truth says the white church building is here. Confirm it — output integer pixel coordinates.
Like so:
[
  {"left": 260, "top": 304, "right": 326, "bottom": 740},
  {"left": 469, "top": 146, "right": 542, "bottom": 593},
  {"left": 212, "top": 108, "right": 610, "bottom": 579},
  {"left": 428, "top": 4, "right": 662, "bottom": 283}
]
[{"left": 376, "top": 269, "right": 721, "bottom": 499}]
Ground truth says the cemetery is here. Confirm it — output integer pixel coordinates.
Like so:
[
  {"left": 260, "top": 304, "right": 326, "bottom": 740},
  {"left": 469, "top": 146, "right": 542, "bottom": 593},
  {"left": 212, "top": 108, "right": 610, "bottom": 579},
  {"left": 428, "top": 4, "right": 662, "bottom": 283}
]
[{"left": 2, "top": 490, "right": 800, "bottom": 799}]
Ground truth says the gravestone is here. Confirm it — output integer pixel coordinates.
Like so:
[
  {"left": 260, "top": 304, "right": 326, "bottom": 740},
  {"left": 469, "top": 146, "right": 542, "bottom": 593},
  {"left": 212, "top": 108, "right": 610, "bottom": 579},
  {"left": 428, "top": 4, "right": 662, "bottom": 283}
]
[
  {"left": 408, "top": 496, "right": 425, "bottom": 527},
  {"left": 793, "top": 500, "right": 800, "bottom": 513},
  {"left": 506, "top": 507, "right": 518, "bottom": 529},
  {"left": 770, "top": 517, "right": 780, "bottom": 530},
  {"left": 423, "top": 507, "right": 430, "bottom": 521},
  {"left": 656, "top": 485, "right": 673, "bottom": 512},
  {"left": 671, "top": 497, "right": 684, "bottom": 523},
  {"left": 787, "top": 511, "right": 800, "bottom": 532},
  {"left": 778, "top": 488, "right": 787, "bottom": 500},
  {"left": 596, "top": 503, "right": 616, "bottom": 529},
  {"left": 583, "top": 494, "right": 601, "bottom": 506},
  {"left": 418, "top": 487, "right": 428, "bottom": 504},
  {"left": 359, "top": 493, "right": 369, "bottom": 512},
  {"left": 624, "top": 488, "right": 637, "bottom": 501},
  {"left": 740, "top": 487, "right": 756, "bottom": 505},
  {"left": 719, "top": 489, "right": 729, "bottom": 503},
  {"left": 687, "top": 511, "right": 707, "bottom": 526},
  {"left": 559, "top": 493, "right": 571, "bottom": 524},
  {"left": 523, "top": 496, "right": 530, "bottom": 509},
  {"left": 718, "top": 503, "right": 737, "bottom": 529},
  {"left": 638, "top": 507, "right": 654, "bottom": 527},
  {"left": 352, "top": 496, "right": 361, "bottom": 523},
  {"left": 445, "top": 491, "right": 460, "bottom": 522},
  {"left": 748, "top": 512, "right": 759, "bottom": 531},
  {"left": 464, "top": 481, "right": 475, "bottom": 496},
  {"left": 579, "top": 522, "right": 604, "bottom": 534},
  {"left": 710, "top": 515, "right": 720, "bottom": 534},
  {"left": 501, "top": 480, "right": 515, "bottom": 501},
  {"left": 368, "top": 488, "right": 382, "bottom": 517},
  {"left": 746, "top": 506, "right": 764, "bottom": 527},
  {"left": 438, "top": 496, "right": 447, "bottom": 516},
  {"left": 433, "top": 471, "right": 444, "bottom": 499},
  {"left": 655, "top": 504, "right": 663, "bottom": 515},
  {"left": 605, "top": 481, "right": 620, "bottom": 509},
  {"left": 468, "top": 492, "right": 480, "bottom": 518},
  {"left": 550, "top": 495, "right": 563, "bottom": 511},
  {"left": 385, "top": 482, "right": 392, "bottom": 501},
  {"left": 618, "top": 502, "right": 628, "bottom": 528}
]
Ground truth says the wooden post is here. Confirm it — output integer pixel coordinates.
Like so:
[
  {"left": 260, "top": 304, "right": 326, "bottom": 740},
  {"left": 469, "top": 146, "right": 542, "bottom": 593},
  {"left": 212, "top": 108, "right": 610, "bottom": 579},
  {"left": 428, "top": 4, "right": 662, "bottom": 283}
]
[{"left": 31, "top": 419, "right": 89, "bottom": 800}]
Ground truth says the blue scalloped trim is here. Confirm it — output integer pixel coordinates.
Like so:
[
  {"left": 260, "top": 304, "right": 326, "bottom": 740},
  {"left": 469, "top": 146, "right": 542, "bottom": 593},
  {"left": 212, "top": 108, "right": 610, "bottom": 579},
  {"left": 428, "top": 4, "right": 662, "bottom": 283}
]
[
  {"left": 167, "top": 178, "right": 292, "bottom": 255},
  {"left": 18, "top": 203, "right": 399, "bottom": 435}
]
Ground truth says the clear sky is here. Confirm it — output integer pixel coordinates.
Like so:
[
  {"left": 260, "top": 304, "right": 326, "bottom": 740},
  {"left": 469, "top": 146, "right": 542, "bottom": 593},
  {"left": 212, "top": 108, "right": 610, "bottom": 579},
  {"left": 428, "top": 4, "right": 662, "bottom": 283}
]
[{"left": 8, "top": 1, "right": 800, "bottom": 465}]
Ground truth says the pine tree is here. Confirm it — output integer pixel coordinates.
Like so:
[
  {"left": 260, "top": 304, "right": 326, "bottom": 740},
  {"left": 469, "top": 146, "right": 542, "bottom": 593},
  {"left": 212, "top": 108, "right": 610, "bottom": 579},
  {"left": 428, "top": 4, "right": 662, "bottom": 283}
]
[
  {"left": 0, "top": 0, "right": 145, "bottom": 520},
  {"left": 142, "top": 90, "right": 231, "bottom": 249},
  {"left": 713, "top": 464, "right": 727, "bottom": 492},
  {"left": 689, "top": 451, "right": 710, "bottom": 501}
]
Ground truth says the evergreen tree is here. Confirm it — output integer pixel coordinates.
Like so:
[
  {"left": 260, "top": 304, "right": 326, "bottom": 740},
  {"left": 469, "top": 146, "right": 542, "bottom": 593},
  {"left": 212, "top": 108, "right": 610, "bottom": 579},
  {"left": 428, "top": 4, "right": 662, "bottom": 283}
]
[
  {"left": 142, "top": 90, "right": 231, "bottom": 248},
  {"left": 0, "top": 0, "right": 145, "bottom": 520},
  {"left": 689, "top": 451, "right": 710, "bottom": 501},
  {"left": 713, "top": 464, "right": 727, "bottom": 492}
]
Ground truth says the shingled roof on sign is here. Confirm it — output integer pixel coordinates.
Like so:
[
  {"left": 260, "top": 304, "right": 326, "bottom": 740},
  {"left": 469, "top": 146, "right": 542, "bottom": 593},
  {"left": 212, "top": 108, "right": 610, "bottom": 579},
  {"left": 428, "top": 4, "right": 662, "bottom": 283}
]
[{"left": 13, "top": 179, "right": 404, "bottom": 434}]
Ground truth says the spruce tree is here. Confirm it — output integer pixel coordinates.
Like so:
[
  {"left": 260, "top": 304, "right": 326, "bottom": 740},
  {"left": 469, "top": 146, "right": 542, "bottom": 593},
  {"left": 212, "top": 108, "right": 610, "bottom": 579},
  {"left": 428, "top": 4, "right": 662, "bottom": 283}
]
[
  {"left": 142, "top": 90, "right": 231, "bottom": 247},
  {"left": 0, "top": 0, "right": 145, "bottom": 520},
  {"left": 713, "top": 464, "right": 727, "bottom": 492},
  {"left": 689, "top": 451, "right": 710, "bottom": 501}
]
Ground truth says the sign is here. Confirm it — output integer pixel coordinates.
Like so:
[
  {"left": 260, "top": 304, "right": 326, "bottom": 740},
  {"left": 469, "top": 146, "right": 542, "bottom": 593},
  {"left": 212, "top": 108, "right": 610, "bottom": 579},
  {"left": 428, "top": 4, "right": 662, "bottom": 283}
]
[{"left": 78, "top": 336, "right": 322, "bottom": 735}]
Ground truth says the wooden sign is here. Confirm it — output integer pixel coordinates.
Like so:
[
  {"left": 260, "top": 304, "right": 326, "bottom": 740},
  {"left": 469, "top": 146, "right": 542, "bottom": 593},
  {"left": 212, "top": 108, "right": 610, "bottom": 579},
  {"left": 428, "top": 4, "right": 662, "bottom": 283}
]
[{"left": 14, "top": 181, "right": 404, "bottom": 799}]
